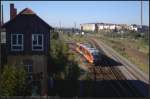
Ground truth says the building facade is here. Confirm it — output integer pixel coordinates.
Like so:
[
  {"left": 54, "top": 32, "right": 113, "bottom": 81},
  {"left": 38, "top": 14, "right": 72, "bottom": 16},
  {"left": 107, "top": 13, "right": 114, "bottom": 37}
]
[
  {"left": 128, "top": 24, "right": 149, "bottom": 32},
  {"left": 81, "top": 23, "right": 130, "bottom": 32},
  {"left": 97, "top": 23, "right": 116, "bottom": 30},
  {"left": 128, "top": 24, "right": 140, "bottom": 31},
  {"left": 80, "top": 23, "right": 96, "bottom": 32},
  {"left": 2, "top": 5, "right": 53, "bottom": 95}
]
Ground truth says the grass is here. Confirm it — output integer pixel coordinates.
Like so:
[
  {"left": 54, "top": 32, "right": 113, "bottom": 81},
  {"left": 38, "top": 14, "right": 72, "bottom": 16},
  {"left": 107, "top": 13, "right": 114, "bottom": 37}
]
[
  {"left": 129, "top": 56, "right": 149, "bottom": 74},
  {"left": 95, "top": 34, "right": 149, "bottom": 74},
  {"left": 61, "top": 33, "right": 93, "bottom": 80},
  {"left": 113, "top": 47, "right": 129, "bottom": 58},
  {"left": 62, "top": 33, "right": 88, "bottom": 43},
  {"left": 63, "top": 32, "right": 149, "bottom": 74}
]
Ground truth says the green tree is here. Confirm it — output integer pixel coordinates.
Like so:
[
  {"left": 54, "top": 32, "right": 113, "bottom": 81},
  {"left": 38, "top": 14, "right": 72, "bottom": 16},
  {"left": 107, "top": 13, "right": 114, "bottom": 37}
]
[
  {"left": 85, "top": 72, "right": 92, "bottom": 80},
  {"left": 51, "top": 32, "right": 59, "bottom": 40},
  {"left": 65, "top": 54, "right": 80, "bottom": 80},
  {"left": 0, "top": 65, "right": 30, "bottom": 96},
  {"left": 49, "top": 31, "right": 80, "bottom": 81}
]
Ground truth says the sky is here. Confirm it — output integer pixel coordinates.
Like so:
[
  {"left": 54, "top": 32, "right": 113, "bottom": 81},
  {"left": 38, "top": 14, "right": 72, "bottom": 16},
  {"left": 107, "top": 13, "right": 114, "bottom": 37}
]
[{"left": 1, "top": 1, "right": 149, "bottom": 28}]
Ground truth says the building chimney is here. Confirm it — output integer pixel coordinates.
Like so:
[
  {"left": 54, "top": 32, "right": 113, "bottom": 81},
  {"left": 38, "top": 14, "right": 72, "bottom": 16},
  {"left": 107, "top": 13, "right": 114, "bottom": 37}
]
[
  {"left": 10, "top": 3, "right": 17, "bottom": 20},
  {"left": 14, "top": 8, "right": 17, "bottom": 17},
  {"left": 10, "top": 3, "right": 14, "bottom": 20}
]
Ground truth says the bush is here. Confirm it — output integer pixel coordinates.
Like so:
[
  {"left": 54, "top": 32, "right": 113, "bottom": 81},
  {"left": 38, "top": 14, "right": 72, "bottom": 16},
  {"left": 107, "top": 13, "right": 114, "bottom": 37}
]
[
  {"left": 49, "top": 34, "right": 80, "bottom": 80},
  {"left": 0, "top": 65, "right": 30, "bottom": 96}
]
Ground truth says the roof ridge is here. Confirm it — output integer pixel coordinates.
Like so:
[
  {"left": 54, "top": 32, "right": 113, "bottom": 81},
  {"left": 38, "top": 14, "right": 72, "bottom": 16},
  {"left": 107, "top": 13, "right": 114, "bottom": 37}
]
[
  {"left": 2, "top": 7, "right": 53, "bottom": 29},
  {"left": 19, "top": 8, "right": 35, "bottom": 15}
]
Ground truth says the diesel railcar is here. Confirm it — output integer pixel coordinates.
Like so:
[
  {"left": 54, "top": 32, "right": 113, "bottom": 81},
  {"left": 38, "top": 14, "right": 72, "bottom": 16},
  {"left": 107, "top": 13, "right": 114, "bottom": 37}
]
[{"left": 75, "top": 42, "right": 101, "bottom": 65}]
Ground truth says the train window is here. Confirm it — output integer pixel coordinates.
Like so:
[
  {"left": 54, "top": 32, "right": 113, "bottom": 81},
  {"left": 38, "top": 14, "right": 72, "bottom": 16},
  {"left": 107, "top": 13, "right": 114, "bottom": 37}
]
[{"left": 92, "top": 52, "right": 99, "bottom": 56}]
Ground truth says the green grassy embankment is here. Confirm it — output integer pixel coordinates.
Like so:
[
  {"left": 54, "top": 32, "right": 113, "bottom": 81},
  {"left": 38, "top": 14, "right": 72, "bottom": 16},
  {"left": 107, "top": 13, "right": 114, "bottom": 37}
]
[{"left": 94, "top": 34, "right": 149, "bottom": 74}]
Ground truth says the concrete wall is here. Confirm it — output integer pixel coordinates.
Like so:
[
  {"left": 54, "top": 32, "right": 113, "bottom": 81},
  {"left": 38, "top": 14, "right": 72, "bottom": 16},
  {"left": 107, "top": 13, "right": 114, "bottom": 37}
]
[{"left": 7, "top": 55, "right": 48, "bottom": 95}]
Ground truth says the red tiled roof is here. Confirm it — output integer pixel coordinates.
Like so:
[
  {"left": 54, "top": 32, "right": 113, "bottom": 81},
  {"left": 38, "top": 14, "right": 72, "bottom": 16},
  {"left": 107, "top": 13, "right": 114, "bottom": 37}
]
[{"left": 19, "top": 8, "right": 35, "bottom": 15}]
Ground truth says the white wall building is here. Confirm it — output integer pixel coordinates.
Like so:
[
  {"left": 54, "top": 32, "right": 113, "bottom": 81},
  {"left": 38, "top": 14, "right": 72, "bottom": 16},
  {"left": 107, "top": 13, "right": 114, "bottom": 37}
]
[
  {"left": 81, "top": 22, "right": 130, "bottom": 32},
  {"left": 103, "top": 24, "right": 110, "bottom": 29},
  {"left": 81, "top": 23, "right": 95, "bottom": 31},
  {"left": 97, "top": 23, "right": 116, "bottom": 30},
  {"left": 129, "top": 24, "right": 141, "bottom": 31},
  {"left": 109, "top": 24, "right": 116, "bottom": 30},
  {"left": 98, "top": 24, "right": 104, "bottom": 30}
]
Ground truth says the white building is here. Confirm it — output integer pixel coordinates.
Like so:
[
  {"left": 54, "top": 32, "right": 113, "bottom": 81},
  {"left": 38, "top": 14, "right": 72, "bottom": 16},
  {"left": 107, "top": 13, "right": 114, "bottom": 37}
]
[
  {"left": 81, "top": 23, "right": 95, "bottom": 31},
  {"left": 129, "top": 24, "right": 141, "bottom": 31},
  {"left": 109, "top": 24, "right": 116, "bottom": 30},
  {"left": 81, "top": 22, "right": 129, "bottom": 32},
  {"left": 97, "top": 23, "right": 116, "bottom": 30},
  {"left": 129, "top": 24, "right": 149, "bottom": 32},
  {"left": 98, "top": 23, "right": 104, "bottom": 30},
  {"left": 103, "top": 24, "right": 110, "bottom": 29}
]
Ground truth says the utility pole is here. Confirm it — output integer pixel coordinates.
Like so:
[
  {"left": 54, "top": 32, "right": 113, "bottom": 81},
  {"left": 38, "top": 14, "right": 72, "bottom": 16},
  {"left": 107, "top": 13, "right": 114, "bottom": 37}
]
[
  {"left": 74, "top": 22, "right": 76, "bottom": 33},
  {"left": 141, "top": 0, "right": 143, "bottom": 28},
  {"left": 0, "top": 4, "right": 4, "bottom": 26},
  {"left": 1, "top": 4, "right": 4, "bottom": 25},
  {"left": 0, "top": 4, "right": 3, "bottom": 70},
  {"left": 59, "top": 21, "right": 61, "bottom": 32},
  {"left": 0, "top": 5, "right": 1, "bottom": 70}
]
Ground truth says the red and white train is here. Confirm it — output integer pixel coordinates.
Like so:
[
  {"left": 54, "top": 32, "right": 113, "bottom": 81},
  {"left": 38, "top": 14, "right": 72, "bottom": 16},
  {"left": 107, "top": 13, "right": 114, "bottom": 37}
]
[{"left": 75, "top": 42, "right": 101, "bottom": 65}]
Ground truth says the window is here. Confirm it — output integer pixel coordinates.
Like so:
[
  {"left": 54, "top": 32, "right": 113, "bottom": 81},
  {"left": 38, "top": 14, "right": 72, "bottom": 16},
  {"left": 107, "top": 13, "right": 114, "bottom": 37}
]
[
  {"left": 11, "top": 34, "right": 23, "bottom": 51},
  {"left": 23, "top": 60, "right": 33, "bottom": 80},
  {"left": 1, "top": 31, "right": 6, "bottom": 43},
  {"left": 24, "top": 64, "right": 33, "bottom": 73},
  {"left": 32, "top": 34, "right": 43, "bottom": 51}
]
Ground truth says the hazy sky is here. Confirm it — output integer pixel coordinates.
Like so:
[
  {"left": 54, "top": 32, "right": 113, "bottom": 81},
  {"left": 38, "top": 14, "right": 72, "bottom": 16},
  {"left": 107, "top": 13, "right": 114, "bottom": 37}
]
[{"left": 2, "top": 1, "right": 149, "bottom": 28}]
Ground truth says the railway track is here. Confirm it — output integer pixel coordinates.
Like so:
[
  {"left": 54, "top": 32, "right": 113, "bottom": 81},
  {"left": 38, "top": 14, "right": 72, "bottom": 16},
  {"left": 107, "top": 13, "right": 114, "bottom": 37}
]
[
  {"left": 87, "top": 39, "right": 126, "bottom": 80},
  {"left": 89, "top": 38, "right": 146, "bottom": 97},
  {"left": 82, "top": 43, "right": 132, "bottom": 97},
  {"left": 66, "top": 40, "right": 145, "bottom": 97},
  {"left": 90, "top": 36, "right": 148, "bottom": 83},
  {"left": 88, "top": 65, "right": 135, "bottom": 97}
]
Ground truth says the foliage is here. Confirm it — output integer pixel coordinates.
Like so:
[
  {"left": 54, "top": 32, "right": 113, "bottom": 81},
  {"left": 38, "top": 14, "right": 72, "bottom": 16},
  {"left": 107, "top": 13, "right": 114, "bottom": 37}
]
[
  {"left": 51, "top": 32, "right": 59, "bottom": 40},
  {"left": 65, "top": 54, "right": 80, "bottom": 80},
  {"left": 85, "top": 72, "right": 92, "bottom": 80},
  {"left": 49, "top": 32, "right": 80, "bottom": 80},
  {"left": 50, "top": 39, "right": 69, "bottom": 73},
  {"left": 98, "top": 33, "right": 149, "bottom": 74},
  {"left": 0, "top": 65, "right": 30, "bottom": 96}
]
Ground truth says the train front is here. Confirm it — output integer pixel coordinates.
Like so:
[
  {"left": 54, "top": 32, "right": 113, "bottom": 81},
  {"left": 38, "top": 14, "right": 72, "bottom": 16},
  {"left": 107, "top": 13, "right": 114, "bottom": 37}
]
[{"left": 92, "top": 50, "right": 102, "bottom": 65}]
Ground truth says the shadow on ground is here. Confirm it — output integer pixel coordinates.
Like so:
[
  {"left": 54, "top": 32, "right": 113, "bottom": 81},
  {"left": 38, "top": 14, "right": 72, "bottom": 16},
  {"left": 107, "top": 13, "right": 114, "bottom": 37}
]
[
  {"left": 48, "top": 80, "right": 149, "bottom": 98},
  {"left": 96, "top": 53, "right": 123, "bottom": 67}
]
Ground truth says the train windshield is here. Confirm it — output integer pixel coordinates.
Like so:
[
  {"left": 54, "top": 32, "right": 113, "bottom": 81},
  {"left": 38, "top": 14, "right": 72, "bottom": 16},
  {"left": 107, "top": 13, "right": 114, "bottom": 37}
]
[
  {"left": 92, "top": 52, "right": 100, "bottom": 59},
  {"left": 84, "top": 43, "right": 92, "bottom": 48}
]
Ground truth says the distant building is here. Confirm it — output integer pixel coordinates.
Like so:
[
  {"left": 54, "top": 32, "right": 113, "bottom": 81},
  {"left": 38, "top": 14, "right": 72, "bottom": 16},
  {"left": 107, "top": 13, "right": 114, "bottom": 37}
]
[
  {"left": 128, "top": 24, "right": 149, "bottom": 32},
  {"left": 129, "top": 24, "right": 141, "bottom": 32},
  {"left": 80, "top": 22, "right": 129, "bottom": 32},
  {"left": 141, "top": 25, "right": 149, "bottom": 33},
  {"left": 97, "top": 23, "right": 116, "bottom": 30},
  {"left": 80, "top": 23, "right": 96, "bottom": 32},
  {"left": 1, "top": 4, "right": 53, "bottom": 95}
]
